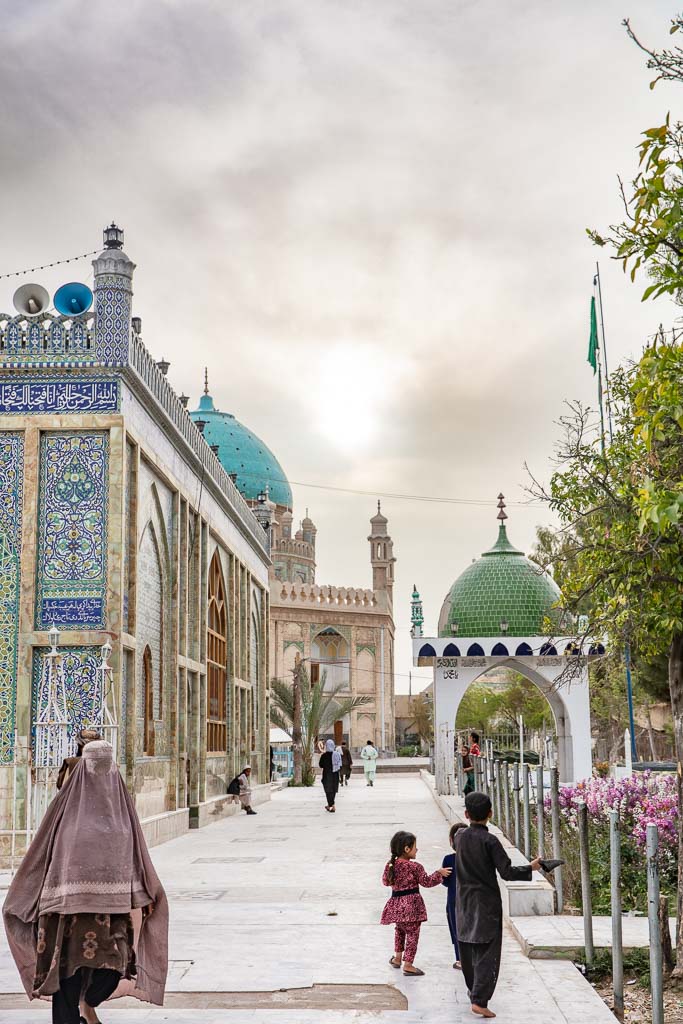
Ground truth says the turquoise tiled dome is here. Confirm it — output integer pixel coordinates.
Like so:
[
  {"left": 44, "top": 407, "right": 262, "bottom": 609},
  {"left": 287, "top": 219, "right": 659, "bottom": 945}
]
[
  {"left": 438, "top": 523, "right": 561, "bottom": 637},
  {"left": 190, "top": 392, "right": 293, "bottom": 509}
]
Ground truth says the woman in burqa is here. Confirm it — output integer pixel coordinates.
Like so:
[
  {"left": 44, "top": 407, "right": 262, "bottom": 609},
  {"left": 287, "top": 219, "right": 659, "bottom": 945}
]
[
  {"left": 319, "top": 738, "right": 341, "bottom": 813},
  {"left": 3, "top": 740, "right": 168, "bottom": 1024}
]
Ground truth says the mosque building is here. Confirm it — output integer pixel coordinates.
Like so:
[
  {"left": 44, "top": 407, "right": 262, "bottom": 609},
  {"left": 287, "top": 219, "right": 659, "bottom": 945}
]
[
  {"left": 189, "top": 389, "right": 397, "bottom": 753},
  {"left": 0, "top": 226, "right": 272, "bottom": 859}
]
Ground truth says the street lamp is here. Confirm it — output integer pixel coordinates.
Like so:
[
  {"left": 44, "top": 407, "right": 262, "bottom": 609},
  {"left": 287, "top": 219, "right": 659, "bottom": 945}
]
[
  {"left": 499, "top": 620, "right": 509, "bottom": 635},
  {"left": 100, "top": 639, "right": 112, "bottom": 667},
  {"left": 451, "top": 622, "right": 459, "bottom": 635}
]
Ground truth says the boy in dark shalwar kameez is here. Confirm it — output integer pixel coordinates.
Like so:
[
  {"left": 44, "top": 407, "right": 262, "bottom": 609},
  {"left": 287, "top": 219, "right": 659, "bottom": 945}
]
[{"left": 454, "top": 792, "right": 540, "bottom": 1019}]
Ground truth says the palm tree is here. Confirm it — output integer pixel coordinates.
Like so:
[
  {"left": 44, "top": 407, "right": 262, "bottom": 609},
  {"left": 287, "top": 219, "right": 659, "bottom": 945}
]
[{"left": 270, "top": 666, "right": 373, "bottom": 785}]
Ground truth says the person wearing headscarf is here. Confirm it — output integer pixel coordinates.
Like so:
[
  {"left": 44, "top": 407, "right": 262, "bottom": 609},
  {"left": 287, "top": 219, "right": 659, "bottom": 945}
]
[
  {"left": 319, "top": 739, "right": 339, "bottom": 812},
  {"left": 56, "top": 728, "right": 102, "bottom": 790},
  {"left": 3, "top": 740, "right": 168, "bottom": 1024},
  {"left": 227, "top": 766, "right": 257, "bottom": 815},
  {"left": 340, "top": 741, "right": 353, "bottom": 786}
]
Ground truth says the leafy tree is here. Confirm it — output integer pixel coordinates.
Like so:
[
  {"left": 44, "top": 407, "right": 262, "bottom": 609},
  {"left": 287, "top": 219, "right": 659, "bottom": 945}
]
[
  {"left": 269, "top": 667, "right": 372, "bottom": 785},
  {"left": 530, "top": 345, "right": 683, "bottom": 977},
  {"left": 409, "top": 691, "right": 434, "bottom": 747},
  {"left": 455, "top": 683, "right": 503, "bottom": 735}
]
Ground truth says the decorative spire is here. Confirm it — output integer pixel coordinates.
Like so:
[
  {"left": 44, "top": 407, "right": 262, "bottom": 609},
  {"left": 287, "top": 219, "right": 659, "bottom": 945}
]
[
  {"left": 410, "top": 584, "right": 424, "bottom": 638},
  {"left": 497, "top": 493, "right": 508, "bottom": 522},
  {"left": 204, "top": 367, "right": 209, "bottom": 395},
  {"left": 377, "top": 500, "right": 381, "bottom": 515}
]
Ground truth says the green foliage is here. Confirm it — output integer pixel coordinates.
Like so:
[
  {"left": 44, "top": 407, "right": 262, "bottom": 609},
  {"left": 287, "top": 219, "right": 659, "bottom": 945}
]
[
  {"left": 397, "top": 745, "right": 420, "bottom": 757},
  {"left": 410, "top": 691, "right": 434, "bottom": 745},
  {"left": 269, "top": 667, "right": 372, "bottom": 786},
  {"left": 455, "top": 672, "right": 553, "bottom": 734}
]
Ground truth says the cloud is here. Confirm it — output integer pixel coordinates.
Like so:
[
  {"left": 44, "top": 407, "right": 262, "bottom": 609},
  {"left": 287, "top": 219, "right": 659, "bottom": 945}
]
[{"left": 0, "top": 0, "right": 678, "bottom": 693}]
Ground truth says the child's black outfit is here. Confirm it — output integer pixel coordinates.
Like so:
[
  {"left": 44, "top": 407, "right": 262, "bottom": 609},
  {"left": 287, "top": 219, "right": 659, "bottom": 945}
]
[{"left": 454, "top": 823, "right": 531, "bottom": 1010}]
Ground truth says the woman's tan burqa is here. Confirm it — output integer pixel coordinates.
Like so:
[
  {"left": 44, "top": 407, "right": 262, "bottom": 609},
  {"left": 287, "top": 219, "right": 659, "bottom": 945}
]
[{"left": 3, "top": 741, "right": 168, "bottom": 1005}]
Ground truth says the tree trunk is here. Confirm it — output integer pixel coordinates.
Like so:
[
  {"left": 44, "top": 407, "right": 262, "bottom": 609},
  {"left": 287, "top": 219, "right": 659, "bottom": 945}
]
[
  {"left": 668, "top": 632, "right": 683, "bottom": 981},
  {"left": 659, "top": 894, "right": 674, "bottom": 977},
  {"left": 292, "top": 661, "right": 303, "bottom": 786},
  {"left": 646, "top": 704, "right": 658, "bottom": 762}
]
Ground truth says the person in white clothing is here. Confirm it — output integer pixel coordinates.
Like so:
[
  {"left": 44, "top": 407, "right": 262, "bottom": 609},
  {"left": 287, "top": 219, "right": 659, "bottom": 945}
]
[{"left": 360, "top": 740, "right": 379, "bottom": 786}]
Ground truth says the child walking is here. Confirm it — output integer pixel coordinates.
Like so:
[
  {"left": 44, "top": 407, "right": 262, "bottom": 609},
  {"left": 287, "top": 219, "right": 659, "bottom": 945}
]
[
  {"left": 381, "top": 830, "right": 451, "bottom": 976},
  {"left": 454, "top": 792, "right": 541, "bottom": 1018},
  {"left": 442, "top": 822, "right": 467, "bottom": 968}
]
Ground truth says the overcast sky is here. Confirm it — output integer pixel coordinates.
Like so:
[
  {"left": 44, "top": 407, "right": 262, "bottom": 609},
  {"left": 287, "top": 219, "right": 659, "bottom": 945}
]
[{"left": 1, "top": 1, "right": 679, "bottom": 695}]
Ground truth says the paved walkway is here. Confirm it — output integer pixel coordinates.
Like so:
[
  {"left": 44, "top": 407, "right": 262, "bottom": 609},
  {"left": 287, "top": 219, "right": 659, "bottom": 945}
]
[{"left": 0, "top": 775, "right": 614, "bottom": 1023}]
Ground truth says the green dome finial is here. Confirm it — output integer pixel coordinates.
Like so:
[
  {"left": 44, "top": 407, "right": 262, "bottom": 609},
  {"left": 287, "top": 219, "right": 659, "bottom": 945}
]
[{"left": 437, "top": 492, "right": 561, "bottom": 637}]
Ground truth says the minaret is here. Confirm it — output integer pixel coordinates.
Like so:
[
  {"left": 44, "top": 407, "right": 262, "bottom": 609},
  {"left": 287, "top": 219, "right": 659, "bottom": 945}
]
[
  {"left": 410, "top": 585, "right": 424, "bottom": 638},
  {"left": 92, "top": 223, "right": 136, "bottom": 364},
  {"left": 368, "top": 501, "right": 396, "bottom": 595}
]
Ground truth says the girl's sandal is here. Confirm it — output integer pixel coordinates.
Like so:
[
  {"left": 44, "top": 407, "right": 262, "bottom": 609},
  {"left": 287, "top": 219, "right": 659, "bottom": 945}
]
[
  {"left": 402, "top": 967, "right": 425, "bottom": 976},
  {"left": 389, "top": 957, "right": 402, "bottom": 968},
  {"left": 453, "top": 961, "right": 462, "bottom": 970}
]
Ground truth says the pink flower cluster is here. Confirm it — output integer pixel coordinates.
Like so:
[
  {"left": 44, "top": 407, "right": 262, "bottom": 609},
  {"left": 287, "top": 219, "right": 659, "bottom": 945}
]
[{"left": 545, "top": 772, "right": 679, "bottom": 853}]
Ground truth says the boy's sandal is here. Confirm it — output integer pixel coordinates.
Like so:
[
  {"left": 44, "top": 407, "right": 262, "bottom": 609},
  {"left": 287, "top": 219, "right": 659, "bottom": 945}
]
[
  {"left": 389, "top": 957, "right": 401, "bottom": 968},
  {"left": 402, "top": 967, "right": 425, "bottom": 976}
]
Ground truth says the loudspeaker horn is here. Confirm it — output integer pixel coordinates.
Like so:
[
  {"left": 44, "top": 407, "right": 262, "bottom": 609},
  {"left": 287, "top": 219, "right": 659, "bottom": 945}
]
[
  {"left": 54, "top": 282, "right": 93, "bottom": 316},
  {"left": 13, "top": 282, "right": 50, "bottom": 316}
]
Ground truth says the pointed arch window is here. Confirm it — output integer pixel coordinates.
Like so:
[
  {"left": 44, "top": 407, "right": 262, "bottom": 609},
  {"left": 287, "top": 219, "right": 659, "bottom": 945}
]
[{"left": 207, "top": 552, "right": 228, "bottom": 752}]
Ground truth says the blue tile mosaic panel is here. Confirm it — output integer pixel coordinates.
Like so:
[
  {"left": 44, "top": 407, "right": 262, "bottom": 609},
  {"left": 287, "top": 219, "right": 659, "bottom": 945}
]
[
  {"left": 0, "top": 378, "right": 119, "bottom": 415},
  {"left": 36, "top": 433, "right": 109, "bottom": 630},
  {"left": 32, "top": 646, "right": 101, "bottom": 746},
  {"left": 0, "top": 433, "right": 23, "bottom": 763}
]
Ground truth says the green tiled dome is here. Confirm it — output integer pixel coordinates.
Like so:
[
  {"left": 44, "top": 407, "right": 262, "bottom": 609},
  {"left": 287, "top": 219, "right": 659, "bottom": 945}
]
[
  {"left": 190, "top": 392, "right": 293, "bottom": 509},
  {"left": 438, "top": 523, "right": 561, "bottom": 637}
]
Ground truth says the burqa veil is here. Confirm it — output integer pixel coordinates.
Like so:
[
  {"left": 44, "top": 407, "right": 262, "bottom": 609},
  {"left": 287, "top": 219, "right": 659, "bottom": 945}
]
[{"left": 3, "top": 740, "right": 168, "bottom": 1005}]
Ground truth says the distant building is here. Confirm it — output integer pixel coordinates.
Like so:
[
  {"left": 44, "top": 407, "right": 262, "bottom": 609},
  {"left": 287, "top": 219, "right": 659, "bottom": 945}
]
[{"left": 188, "top": 382, "right": 398, "bottom": 754}]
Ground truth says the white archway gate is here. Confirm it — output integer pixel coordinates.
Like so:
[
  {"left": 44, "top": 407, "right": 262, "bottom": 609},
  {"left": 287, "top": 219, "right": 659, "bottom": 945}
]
[{"left": 412, "top": 636, "right": 598, "bottom": 795}]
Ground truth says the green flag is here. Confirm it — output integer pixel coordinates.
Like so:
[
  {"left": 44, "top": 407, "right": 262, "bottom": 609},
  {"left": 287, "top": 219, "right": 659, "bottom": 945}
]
[{"left": 588, "top": 296, "right": 598, "bottom": 375}]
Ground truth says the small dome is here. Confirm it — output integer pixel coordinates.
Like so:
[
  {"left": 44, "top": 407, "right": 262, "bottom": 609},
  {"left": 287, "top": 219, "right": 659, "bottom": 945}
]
[
  {"left": 190, "top": 391, "right": 292, "bottom": 509},
  {"left": 438, "top": 521, "right": 561, "bottom": 638}
]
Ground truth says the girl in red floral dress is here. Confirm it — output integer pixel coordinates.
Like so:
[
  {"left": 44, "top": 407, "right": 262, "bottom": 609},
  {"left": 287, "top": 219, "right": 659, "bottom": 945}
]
[{"left": 381, "top": 830, "right": 451, "bottom": 976}]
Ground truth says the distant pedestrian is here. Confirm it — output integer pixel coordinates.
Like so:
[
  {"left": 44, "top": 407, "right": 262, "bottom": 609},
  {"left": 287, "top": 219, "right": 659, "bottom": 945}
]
[
  {"left": 442, "top": 822, "right": 467, "bottom": 968},
  {"left": 454, "top": 792, "right": 540, "bottom": 1018},
  {"left": 468, "top": 731, "right": 481, "bottom": 758},
  {"left": 340, "top": 741, "right": 353, "bottom": 786},
  {"left": 56, "top": 727, "right": 101, "bottom": 790},
  {"left": 462, "top": 742, "right": 475, "bottom": 796},
  {"left": 381, "top": 830, "right": 451, "bottom": 976},
  {"left": 360, "top": 740, "right": 378, "bottom": 786},
  {"left": 319, "top": 739, "right": 339, "bottom": 812},
  {"left": 227, "top": 766, "right": 257, "bottom": 815},
  {"left": 3, "top": 740, "right": 169, "bottom": 1023}
]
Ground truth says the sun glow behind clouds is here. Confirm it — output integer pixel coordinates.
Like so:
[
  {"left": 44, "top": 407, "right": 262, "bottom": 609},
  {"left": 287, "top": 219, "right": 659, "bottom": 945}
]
[{"left": 314, "top": 344, "right": 407, "bottom": 454}]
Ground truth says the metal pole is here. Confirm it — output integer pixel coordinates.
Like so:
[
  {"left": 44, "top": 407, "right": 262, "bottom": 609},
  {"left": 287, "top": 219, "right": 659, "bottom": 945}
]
[
  {"left": 481, "top": 756, "right": 488, "bottom": 796},
  {"left": 457, "top": 752, "right": 464, "bottom": 796},
  {"left": 577, "top": 801, "right": 594, "bottom": 967},
  {"left": 519, "top": 715, "right": 524, "bottom": 768},
  {"left": 513, "top": 760, "right": 521, "bottom": 850},
  {"left": 536, "top": 763, "right": 545, "bottom": 859},
  {"left": 380, "top": 624, "right": 386, "bottom": 751},
  {"left": 595, "top": 262, "right": 613, "bottom": 440},
  {"left": 609, "top": 810, "right": 624, "bottom": 1022},
  {"left": 522, "top": 763, "right": 531, "bottom": 859},
  {"left": 503, "top": 761, "right": 511, "bottom": 840},
  {"left": 624, "top": 644, "right": 638, "bottom": 765},
  {"left": 550, "top": 767, "right": 564, "bottom": 911},
  {"left": 495, "top": 760, "right": 503, "bottom": 826},
  {"left": 646, "top": 823, "right": 664, "bottom": 1024}
]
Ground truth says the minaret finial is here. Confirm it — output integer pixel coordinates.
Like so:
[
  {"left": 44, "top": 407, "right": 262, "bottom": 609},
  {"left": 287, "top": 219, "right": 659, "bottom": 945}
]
[
  {"left": 377, "top": 500, "right": 381, "bottom": 515},
  {"left": 204, "top": 367, "right": 209, "bottom": 395},
  {"left": 496, "top": 492, "right": 508, "bottom": 522}
]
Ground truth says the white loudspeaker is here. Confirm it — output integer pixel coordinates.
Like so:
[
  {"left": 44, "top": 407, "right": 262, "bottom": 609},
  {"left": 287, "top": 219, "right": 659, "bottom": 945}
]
[{"left": 13, "top": 283, "right": 50, "bottom": 316}]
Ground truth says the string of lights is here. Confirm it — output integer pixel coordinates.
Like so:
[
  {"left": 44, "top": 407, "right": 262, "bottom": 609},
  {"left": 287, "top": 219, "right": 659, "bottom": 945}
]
[{"left": 0, "top": 249, "right": 99, "bottom": 281}]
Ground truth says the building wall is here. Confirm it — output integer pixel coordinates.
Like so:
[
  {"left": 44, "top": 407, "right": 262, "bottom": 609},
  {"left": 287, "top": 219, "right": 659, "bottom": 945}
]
[{"left": 0, "top": 235, "right": 272, "bottom": 861}]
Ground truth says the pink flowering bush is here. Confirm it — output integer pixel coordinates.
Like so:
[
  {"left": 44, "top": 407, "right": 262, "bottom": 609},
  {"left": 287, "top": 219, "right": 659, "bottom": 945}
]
[
  {"left": 542, "top": 771, "right": 678, "bottom": 913},
  {"left": 545, "top": 771, "right": 678, "bottom": 853}
]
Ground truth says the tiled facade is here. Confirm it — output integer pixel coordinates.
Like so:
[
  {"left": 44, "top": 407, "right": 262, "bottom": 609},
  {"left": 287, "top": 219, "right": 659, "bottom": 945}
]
[{"left": 0, "top": 227, "right": 271, "bottom": 862}]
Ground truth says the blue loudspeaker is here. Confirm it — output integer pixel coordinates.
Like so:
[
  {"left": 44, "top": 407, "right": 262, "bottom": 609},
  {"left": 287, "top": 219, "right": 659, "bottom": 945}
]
[{"left": 54, "top": 282, "right": 93, "bottom": 316}]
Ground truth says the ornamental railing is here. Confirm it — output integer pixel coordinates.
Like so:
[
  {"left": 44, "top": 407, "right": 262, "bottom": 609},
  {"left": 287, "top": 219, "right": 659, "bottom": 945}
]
[
  {"left": 272, "top": 581, "right": 383, "bottom": 609},
  {"left": 0, "top": 313, "right": 96, "bottom": 365}
]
